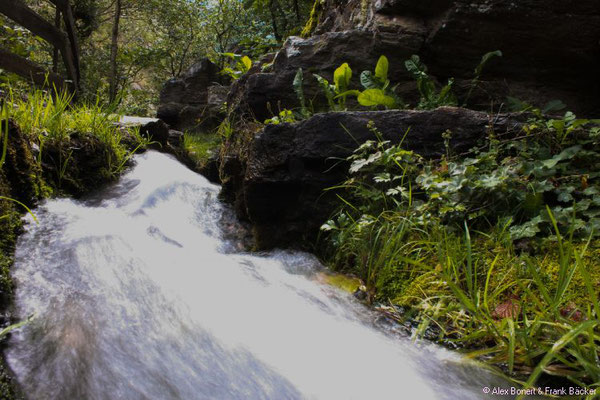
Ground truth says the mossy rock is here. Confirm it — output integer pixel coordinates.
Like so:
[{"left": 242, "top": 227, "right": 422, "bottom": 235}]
[
  {"left": 316, "top": 272, "right": 363, "bottom": 293},
  {"left": 2, "top": 120, "right": 46, "bottom": 207}
]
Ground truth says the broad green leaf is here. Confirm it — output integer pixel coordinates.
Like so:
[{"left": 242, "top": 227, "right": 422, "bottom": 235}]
[
  {"left": 358, "top": 89, "right": 396, "bottom": 108},
  {"left": 240, "top": 56, "right": 252, "bottom": 72},
  {"left": 374, "top": 55, "right": 389, "bottom": 82},
  {"left": 333, "top": 63, "right": 352, "bottom": 92},
  {"left": 360, "top": 71, "right": 379, "bottom": 89},
  {"left": 313, "top": 74, "right": 335, "bottom": 108},
  {"left": 542, "top": 99, "right": 566, "bottom": 114},
  {"left": 474, "top": 50, "right": 502, "bottom": 76},
  {"left": 334, "top": 90, "right": 361, "bottom": 99}
]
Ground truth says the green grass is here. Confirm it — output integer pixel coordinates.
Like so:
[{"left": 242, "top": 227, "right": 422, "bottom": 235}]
[
  {"left": 4, "top": 86, "right": 148, "bottom": 181},
  {"left": 321, "top": 119, "right": 600, "bottom": 390},
  {"left": 183, "top": 131, "right": 220, "bottom": 166},
  {"left": 324, "top": 205, "right": 600, "bottom": 389}
]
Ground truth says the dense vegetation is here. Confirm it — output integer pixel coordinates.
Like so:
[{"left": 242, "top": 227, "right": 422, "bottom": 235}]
[
  {"left": 1, "top": 0, "right": 313, "bottom": 114},
  {"left": 320, "top": 108, "right": 600, "bottom": 389}
]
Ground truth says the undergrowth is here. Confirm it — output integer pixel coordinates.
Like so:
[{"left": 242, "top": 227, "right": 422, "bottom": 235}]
[
  {"left": 321, "top": 111, "right": 600, "bottom": 392},
  {"left": 182, "top": 131, "right": 220, "bottom": 166},
  {"left": 4, "top": 87, "right": 148, "bottom": 187}
]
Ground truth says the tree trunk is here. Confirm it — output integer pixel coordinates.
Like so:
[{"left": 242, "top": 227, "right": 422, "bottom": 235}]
[
  {"left": 52, "top": 8, "right": 60, "bottom": 73},
  {"left": 268, "top": 0, "right": 281, "bottom": 41},
  {"left": 292, "top": 0, "right": 301, "bottom": 24},
  {"left": 109, "top": 0, "right": 122, "bottom": 102}
]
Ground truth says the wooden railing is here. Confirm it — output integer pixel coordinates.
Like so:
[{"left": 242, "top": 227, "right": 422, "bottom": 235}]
[{"left": 0, "top": 0, "right": 80, "bottom": 93}]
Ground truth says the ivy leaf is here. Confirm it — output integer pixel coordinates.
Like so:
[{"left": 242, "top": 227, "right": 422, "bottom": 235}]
[
  {"left": 541, "top": 145, "right": 581, "bottom": 169},
  {"left": 374, "top": 173, "right": 391, "bottom": 183},
  {"left": 510, "top": 217, "right": 543, "bottom": 239}
]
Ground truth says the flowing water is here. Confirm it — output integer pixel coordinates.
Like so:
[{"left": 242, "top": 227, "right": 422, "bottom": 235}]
[{"left": 6, "top": 151, "right": 519, "bottom": 399}]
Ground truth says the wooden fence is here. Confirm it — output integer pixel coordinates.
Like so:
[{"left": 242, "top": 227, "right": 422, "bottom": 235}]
[{"left": 0, "top": 0, "right": 80, "bottom": 93}]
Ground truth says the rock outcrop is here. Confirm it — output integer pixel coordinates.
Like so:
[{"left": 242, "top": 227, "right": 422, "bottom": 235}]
[
  {"left": 157, "top": 59, "right": 228, "bottom": 132},
  {"left": 220, "top": 107, "right": 524, "bottom": 249},
  {"left": 228, "top": 0, "right": 600, "bottom": 121}
]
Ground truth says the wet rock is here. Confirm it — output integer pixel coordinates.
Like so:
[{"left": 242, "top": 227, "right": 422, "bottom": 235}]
[
  {"left": 157, "top": 59, "right": 228, "bottom": 132},
  {"left": 220, "top": 107, "right": 524, "bottom": 249},
  {"left": 140, "top": 120, "right": 170, "bottom": 145},
  {"left": 1, "top": 120, "right": 43, "bottom": 207},
  {"left": 41, "top": 132, "right": 119, "bottom": 196}
]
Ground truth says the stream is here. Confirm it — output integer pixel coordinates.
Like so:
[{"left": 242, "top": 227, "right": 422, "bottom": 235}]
[{"left": 6, "top": 151, "right": 520, "bottom": 399}]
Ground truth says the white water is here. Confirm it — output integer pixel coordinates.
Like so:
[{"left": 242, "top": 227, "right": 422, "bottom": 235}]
[{"left": 6, "top": 151, "right": 514, "bottom": 399}]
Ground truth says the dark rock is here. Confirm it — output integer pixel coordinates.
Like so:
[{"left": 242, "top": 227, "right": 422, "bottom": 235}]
[
  {"left": 198, "top": 152, "right": 221, "bottom": 184},
  {"left": 167, "top": 129, "right": 184, "bottom": 147},
  {"left": 220, "top": 107, "right": 525, "bottom": 249},
  {"left": 157, "top": 59, "right": 227, "bottom": 132},
  {"left": 140, "top": 120, "right": 170, "bottom": 146},
  {"left": 229, "top": 0, "right": 600, "bottom": 119},
  {"left": 1, "top": 120, "right": 43, "bottom": 207},
  {"left": 41, "top": 132, "right": 119, "bottom": 196}
]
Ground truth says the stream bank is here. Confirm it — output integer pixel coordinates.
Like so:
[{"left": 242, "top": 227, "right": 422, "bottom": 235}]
[{"left": 0, "top": 112, "right": 152, "bottom": 398}]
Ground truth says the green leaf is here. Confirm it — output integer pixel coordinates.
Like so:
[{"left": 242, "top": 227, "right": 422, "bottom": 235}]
[
  {"left": 358, "top": 89, "right": 397, "bottom": 108},
  {"left": 334, "top": 90, "right": 361, "bottom": 99},
  {"left": 360, "top": 71, "right": 379, "bottom": 89},
  {"left": 474, "top": 50, "right": 502, "bottom": 77},
  {"left": 542, "top": 100, "right": 566, "bottom": 114},
  {"left": 522, "top": 321, "right": 598, "bottom": 394},
  {"left": 313, "top": 74, "right": 335, "bottom": 108},
  {"left": 293, "top": 68, "right": 308, "bottom": 116},
  {"left": 240, "top": 56, "right": 252, "bottom": 72},
  {"left": 374, "top": 55, "right": 389, "bottom": 82},
  {"left": 333, "top": 63, "right": 352, "bottom": 92},
  {"left": 540, "top": 145, "right": 581, "bottom": 169}
]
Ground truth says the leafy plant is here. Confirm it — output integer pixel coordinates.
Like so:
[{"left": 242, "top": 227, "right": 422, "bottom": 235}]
[
  {"left": 313, "top": 62, "right": 354, "bottom": 111},
  {"left": 405, "top": 55, "right": 457, "bottom": 109},
  {"left": 293, "top": 68, "right": 310, "bottom": 118},
  {"left": 463, "top": 50, "right": 503, "bottom": 106},
  {"left": 265, "top": 109, "right": 297, "bottom": 124},
  {"left": 220, "top": 53, "right": 253, "bottom": 80},
  {"left": 322, "top": 123, "right": 600, "bottom": 386},
  {"left": 339, "top": 56, "right": 403, "bottom": 109},
  {"left": 0, "top": 102, "right": 8, "bottom": 170}
]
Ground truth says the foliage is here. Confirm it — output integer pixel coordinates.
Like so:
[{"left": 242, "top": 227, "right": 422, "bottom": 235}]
[
  {"left": 183, "top": 132, "right": 221, "bottom": 166},
  {"left": 220, "top": 53, "right": 253, "bottom": 80},
  {"left": 404, "top": 55, "right": 456, "bottom": 110},
  {"left": 336, "top": 56, "right": 403, "bottom": 109},
  {"left": 288, "top": 51, "right": 501, "bottom": 117},
  {"left": 321, "top": 116, "right": 600, "bottom": 386},
  {"left": 327, "top": 112, "right": 600, "bottom": 241},
  {"left": 313, "top": 62, "right": 354, "bottom": 111},
  {"left": 265, "top": 109, "right": 297, "bottom": 124},
  {"left": 463, "top": 50, "right": 503, "bottom": 106},
  {"left": 5, "top": 86, "right": 147, "bottom": 181},
  {"left": 293, "top": 68, "right": 310, "bottom": 118}
]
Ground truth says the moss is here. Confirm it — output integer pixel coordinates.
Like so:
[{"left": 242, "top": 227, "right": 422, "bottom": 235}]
[
  {"left": 0, "top": 175, "right": 23, "bottom": 400},
  {"left": 183, "top": 132, "right": 220, "bottom": 168},
  {"left": 0, "top": 357, "right": 21, "bottom": 400},
  {"left": 301, "top": 0, "right": 324, "bottom": 37},
  {"left": 318, "top": 272, "right": 363, "bottom": 293}
]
